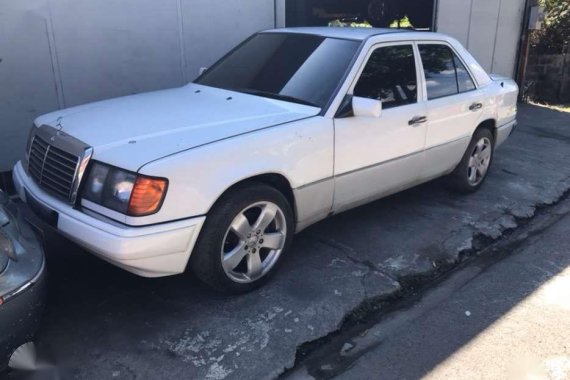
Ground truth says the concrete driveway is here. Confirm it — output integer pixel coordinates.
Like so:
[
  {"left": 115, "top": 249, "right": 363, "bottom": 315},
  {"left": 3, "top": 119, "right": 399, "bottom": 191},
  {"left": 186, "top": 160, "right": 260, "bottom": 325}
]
[{"left": 18, "top": 104, "right": 570, "bottom": 379}]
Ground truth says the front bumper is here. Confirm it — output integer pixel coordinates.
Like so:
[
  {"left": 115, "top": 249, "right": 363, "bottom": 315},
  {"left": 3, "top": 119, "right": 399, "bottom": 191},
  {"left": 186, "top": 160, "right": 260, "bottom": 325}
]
[{"left": 13, "top": 162, "right": 205, "bottom": 278}]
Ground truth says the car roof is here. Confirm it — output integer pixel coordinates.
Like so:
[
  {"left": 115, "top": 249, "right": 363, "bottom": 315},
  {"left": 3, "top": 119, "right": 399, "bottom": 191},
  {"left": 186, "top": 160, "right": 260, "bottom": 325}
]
[{"left": 262, "top": 27, "right": 408, "bottom": 41}]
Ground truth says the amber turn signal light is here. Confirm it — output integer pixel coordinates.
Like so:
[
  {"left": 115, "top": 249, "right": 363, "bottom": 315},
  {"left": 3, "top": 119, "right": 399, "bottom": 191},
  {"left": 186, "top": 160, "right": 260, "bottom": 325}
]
[{"left": 127, "top": 176, "right": 168, "bottom": 216}]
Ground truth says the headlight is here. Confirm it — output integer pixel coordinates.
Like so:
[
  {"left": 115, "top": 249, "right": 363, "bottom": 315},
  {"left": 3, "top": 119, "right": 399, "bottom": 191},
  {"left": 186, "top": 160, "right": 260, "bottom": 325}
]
[
  {"left": 25, "top": 126, "right": 36, "bottom": 162},
  {"left": 83, "top": 162, "right": 168, "bottom": 216}
]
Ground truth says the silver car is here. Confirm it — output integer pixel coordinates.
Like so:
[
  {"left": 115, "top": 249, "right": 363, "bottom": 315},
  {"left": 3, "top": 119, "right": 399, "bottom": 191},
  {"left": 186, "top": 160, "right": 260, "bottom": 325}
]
[{"left": 0, "top": 190, "right": 46, "bottom": 372}]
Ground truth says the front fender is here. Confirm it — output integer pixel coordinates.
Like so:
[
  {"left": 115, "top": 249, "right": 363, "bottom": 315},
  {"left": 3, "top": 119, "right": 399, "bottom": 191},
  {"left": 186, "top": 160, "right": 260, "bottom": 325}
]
[{"left": 131, "top": 117, "right": 334, "bottom": 226}]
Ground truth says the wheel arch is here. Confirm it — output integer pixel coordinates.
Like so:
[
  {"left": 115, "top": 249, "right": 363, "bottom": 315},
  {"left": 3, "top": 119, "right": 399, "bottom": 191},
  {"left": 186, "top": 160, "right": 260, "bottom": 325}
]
[
  {"left": 210, "top": 173, "right": 297, "bottom": 221},
  {"left": 475, "top": 119, "right": 497, "bottom": 143}
]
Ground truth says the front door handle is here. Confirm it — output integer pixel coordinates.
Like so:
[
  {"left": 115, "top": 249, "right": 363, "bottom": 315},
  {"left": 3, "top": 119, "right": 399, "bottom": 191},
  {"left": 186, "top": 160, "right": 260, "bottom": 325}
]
[
  {"left": 408, "top": 116, "right": 427, "bottom": 126},
  {"left": 469, "top": 102, "right": 483, "bottom": 111}
]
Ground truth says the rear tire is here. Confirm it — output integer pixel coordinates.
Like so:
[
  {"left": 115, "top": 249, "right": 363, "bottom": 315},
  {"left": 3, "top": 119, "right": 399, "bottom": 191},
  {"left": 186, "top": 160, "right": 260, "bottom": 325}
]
[
  {"left": 447, "top": 128, "right": 494, "bottom": 193},
  {"left": 190, "top": 182, "right": 294, "bottom": 294}
]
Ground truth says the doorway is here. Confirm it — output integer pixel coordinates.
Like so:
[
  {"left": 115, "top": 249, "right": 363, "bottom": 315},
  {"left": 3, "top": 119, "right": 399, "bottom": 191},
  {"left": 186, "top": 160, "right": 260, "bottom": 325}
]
[{"left": 285, "top": 0, "right": 436, "bottom": 30}]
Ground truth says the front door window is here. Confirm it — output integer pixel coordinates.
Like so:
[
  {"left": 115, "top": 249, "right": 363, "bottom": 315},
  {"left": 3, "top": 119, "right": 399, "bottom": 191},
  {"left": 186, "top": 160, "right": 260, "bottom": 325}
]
[{"left": 354, "top": 44, "right": 418, "bottom": 109}]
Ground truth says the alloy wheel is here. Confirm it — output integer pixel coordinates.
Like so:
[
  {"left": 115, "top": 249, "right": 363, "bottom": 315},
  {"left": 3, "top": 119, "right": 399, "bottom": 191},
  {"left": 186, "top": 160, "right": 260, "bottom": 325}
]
[
  {"left": 221, "top": 201, "right": 287, "bottom": 283},
  {"left": 467, "top": 137, "right": 492, "bottom": 186}
]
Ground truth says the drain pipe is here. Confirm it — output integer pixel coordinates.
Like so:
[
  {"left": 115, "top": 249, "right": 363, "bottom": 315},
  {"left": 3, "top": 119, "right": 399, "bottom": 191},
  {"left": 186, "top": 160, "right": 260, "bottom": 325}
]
[{"left": 515, "top": 0, "right": 536, "bottom": 101}]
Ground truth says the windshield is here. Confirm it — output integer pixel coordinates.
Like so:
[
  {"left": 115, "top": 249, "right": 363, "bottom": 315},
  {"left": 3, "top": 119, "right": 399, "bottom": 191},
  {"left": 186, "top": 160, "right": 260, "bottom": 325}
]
[{"left": 195, "top": 33, "right": 361, "bottom": 109}]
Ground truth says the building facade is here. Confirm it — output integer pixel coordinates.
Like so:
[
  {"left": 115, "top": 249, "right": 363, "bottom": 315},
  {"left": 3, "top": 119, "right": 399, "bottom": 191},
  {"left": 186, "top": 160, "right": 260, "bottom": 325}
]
[{"left": 0, "top": 0, "right": 525, "bottom": 174}]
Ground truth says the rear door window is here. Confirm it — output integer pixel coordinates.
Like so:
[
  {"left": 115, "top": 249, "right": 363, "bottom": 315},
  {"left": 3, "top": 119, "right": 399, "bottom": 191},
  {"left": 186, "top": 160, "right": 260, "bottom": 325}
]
[{"left": 419, "top": 44, "right": 476, "bottom": 100}]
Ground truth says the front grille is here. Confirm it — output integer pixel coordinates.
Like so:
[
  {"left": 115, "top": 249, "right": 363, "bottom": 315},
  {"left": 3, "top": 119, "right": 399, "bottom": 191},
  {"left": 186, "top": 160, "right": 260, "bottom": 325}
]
[{"left": 28, "top": 134, "right": 80, "bottom": 201}]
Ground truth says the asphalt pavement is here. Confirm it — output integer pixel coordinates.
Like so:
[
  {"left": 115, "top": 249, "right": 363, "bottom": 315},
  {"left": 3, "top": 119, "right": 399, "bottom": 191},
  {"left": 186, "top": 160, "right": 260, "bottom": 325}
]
[
  {"left": 5, "top": 104, "right": 570, "bottom": 380},
  {"left": 287, "top": 197, "right": 570, "bottom": 380}
]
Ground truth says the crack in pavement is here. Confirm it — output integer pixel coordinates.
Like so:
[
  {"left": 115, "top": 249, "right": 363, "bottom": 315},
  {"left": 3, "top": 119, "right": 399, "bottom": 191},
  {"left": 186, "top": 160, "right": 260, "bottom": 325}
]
[
  {"left": 315, "top": 236, "right": 400, "bottom": 299},
  {"left": 283, "top": 185, "right": 570, "bottom": 379}
]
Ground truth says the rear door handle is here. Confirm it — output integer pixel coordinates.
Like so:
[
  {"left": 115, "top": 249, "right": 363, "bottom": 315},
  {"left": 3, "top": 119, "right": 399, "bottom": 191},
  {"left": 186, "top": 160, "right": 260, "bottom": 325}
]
[
  {"left": 469, "top": 103, "right": 483, "bottom": 111},
  {"left": 408, "top": 116, "right": 427, "bottom": 126}
]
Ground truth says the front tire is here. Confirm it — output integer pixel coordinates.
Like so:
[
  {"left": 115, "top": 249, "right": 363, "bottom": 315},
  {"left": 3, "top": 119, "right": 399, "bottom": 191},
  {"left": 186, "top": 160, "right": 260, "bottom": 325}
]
[
  {"left": 447, "top": 128, "right": 494, "bottom": 193},
  {"left": 190, "top": 182, "right": 294, "bottom": 294}
]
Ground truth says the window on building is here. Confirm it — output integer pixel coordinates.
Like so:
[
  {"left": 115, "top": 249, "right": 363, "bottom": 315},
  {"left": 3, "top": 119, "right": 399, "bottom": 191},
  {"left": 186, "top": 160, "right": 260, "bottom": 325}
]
[
  {"left": 354, "top": 45, "right": 417, "bottom": 109},
  {"left": 419, "top": 44, "right": 476, "bottom": 100}
]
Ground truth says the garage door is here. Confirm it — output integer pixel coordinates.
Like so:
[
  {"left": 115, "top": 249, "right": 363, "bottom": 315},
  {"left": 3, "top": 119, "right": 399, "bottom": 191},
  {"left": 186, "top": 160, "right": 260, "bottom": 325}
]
[
  {"left": 286, "top": 0, "right": 435, "bottom": 30},
  {"left": 436, "top": 0, "right": 526, "bottom": 77}
]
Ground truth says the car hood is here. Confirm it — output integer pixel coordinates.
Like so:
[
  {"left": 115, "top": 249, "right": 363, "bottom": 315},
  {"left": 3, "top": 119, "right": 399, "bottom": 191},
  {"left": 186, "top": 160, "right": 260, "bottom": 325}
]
[{"left": 35, "top": 84, "right": 321, "bottom": 171}]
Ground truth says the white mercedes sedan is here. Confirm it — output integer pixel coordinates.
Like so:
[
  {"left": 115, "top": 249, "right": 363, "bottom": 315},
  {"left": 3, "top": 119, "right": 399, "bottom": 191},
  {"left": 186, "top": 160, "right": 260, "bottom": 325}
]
[{"left": 13, "top": 27, "right": 518, "bottom": 293}]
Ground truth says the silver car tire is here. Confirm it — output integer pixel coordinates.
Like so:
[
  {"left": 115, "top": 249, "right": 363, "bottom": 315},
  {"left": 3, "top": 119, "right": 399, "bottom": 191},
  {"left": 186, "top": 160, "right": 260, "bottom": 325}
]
[
  {"left": 447, "top": 128, "right": 495, "bottom": 193},
  {"left": 190, "top": 182, "right": 294, "bottom": 294}
]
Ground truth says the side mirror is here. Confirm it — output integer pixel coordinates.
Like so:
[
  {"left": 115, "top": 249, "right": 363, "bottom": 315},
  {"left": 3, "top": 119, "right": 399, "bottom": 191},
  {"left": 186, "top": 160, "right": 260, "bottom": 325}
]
[{"left": 352, "top": 96, "right": 382, "bottom": 118}]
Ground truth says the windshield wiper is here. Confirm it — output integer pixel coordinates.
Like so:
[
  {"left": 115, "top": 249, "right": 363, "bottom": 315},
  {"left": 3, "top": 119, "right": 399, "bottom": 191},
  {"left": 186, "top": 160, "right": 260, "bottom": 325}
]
[{"left": 233, "top": 89, "right": 320, "bottom": 108}]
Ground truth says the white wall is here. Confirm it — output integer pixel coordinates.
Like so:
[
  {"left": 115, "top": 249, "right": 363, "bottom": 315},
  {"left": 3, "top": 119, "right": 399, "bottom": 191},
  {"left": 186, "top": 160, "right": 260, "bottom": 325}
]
[
  {"left": 0, "top": 0, "right": 525, "bottom": 171},
  {"left": 0, "top": 0, "right": 277, "bottom": 171},
  {"left": 437, "top": 0, "right": 525, "bottom": 78}
]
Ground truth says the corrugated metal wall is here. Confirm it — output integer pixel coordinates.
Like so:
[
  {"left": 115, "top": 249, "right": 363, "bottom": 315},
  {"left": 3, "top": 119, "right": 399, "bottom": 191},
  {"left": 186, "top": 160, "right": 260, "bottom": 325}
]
[
  {"left": 0, "top": 0, "right": 524, "bottom": 171},
  {"left": 0, "top": 0, "right": 277, "bottom": 171},
  {"left": 437, "top": 0, "right": 526, "bottom": 78}
]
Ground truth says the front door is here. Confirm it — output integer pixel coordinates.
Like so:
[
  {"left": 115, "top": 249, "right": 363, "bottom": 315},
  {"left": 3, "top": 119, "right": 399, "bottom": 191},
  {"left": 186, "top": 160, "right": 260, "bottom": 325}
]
[{"left": 333, "top": 42, "right": 427, "bottom": 212}]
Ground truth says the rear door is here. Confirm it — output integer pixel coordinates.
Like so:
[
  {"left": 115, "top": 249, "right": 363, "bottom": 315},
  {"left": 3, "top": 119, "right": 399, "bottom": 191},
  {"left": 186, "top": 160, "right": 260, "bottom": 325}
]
[{"left": 417, "top": 43, "right": 487, "bottom": 180}]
